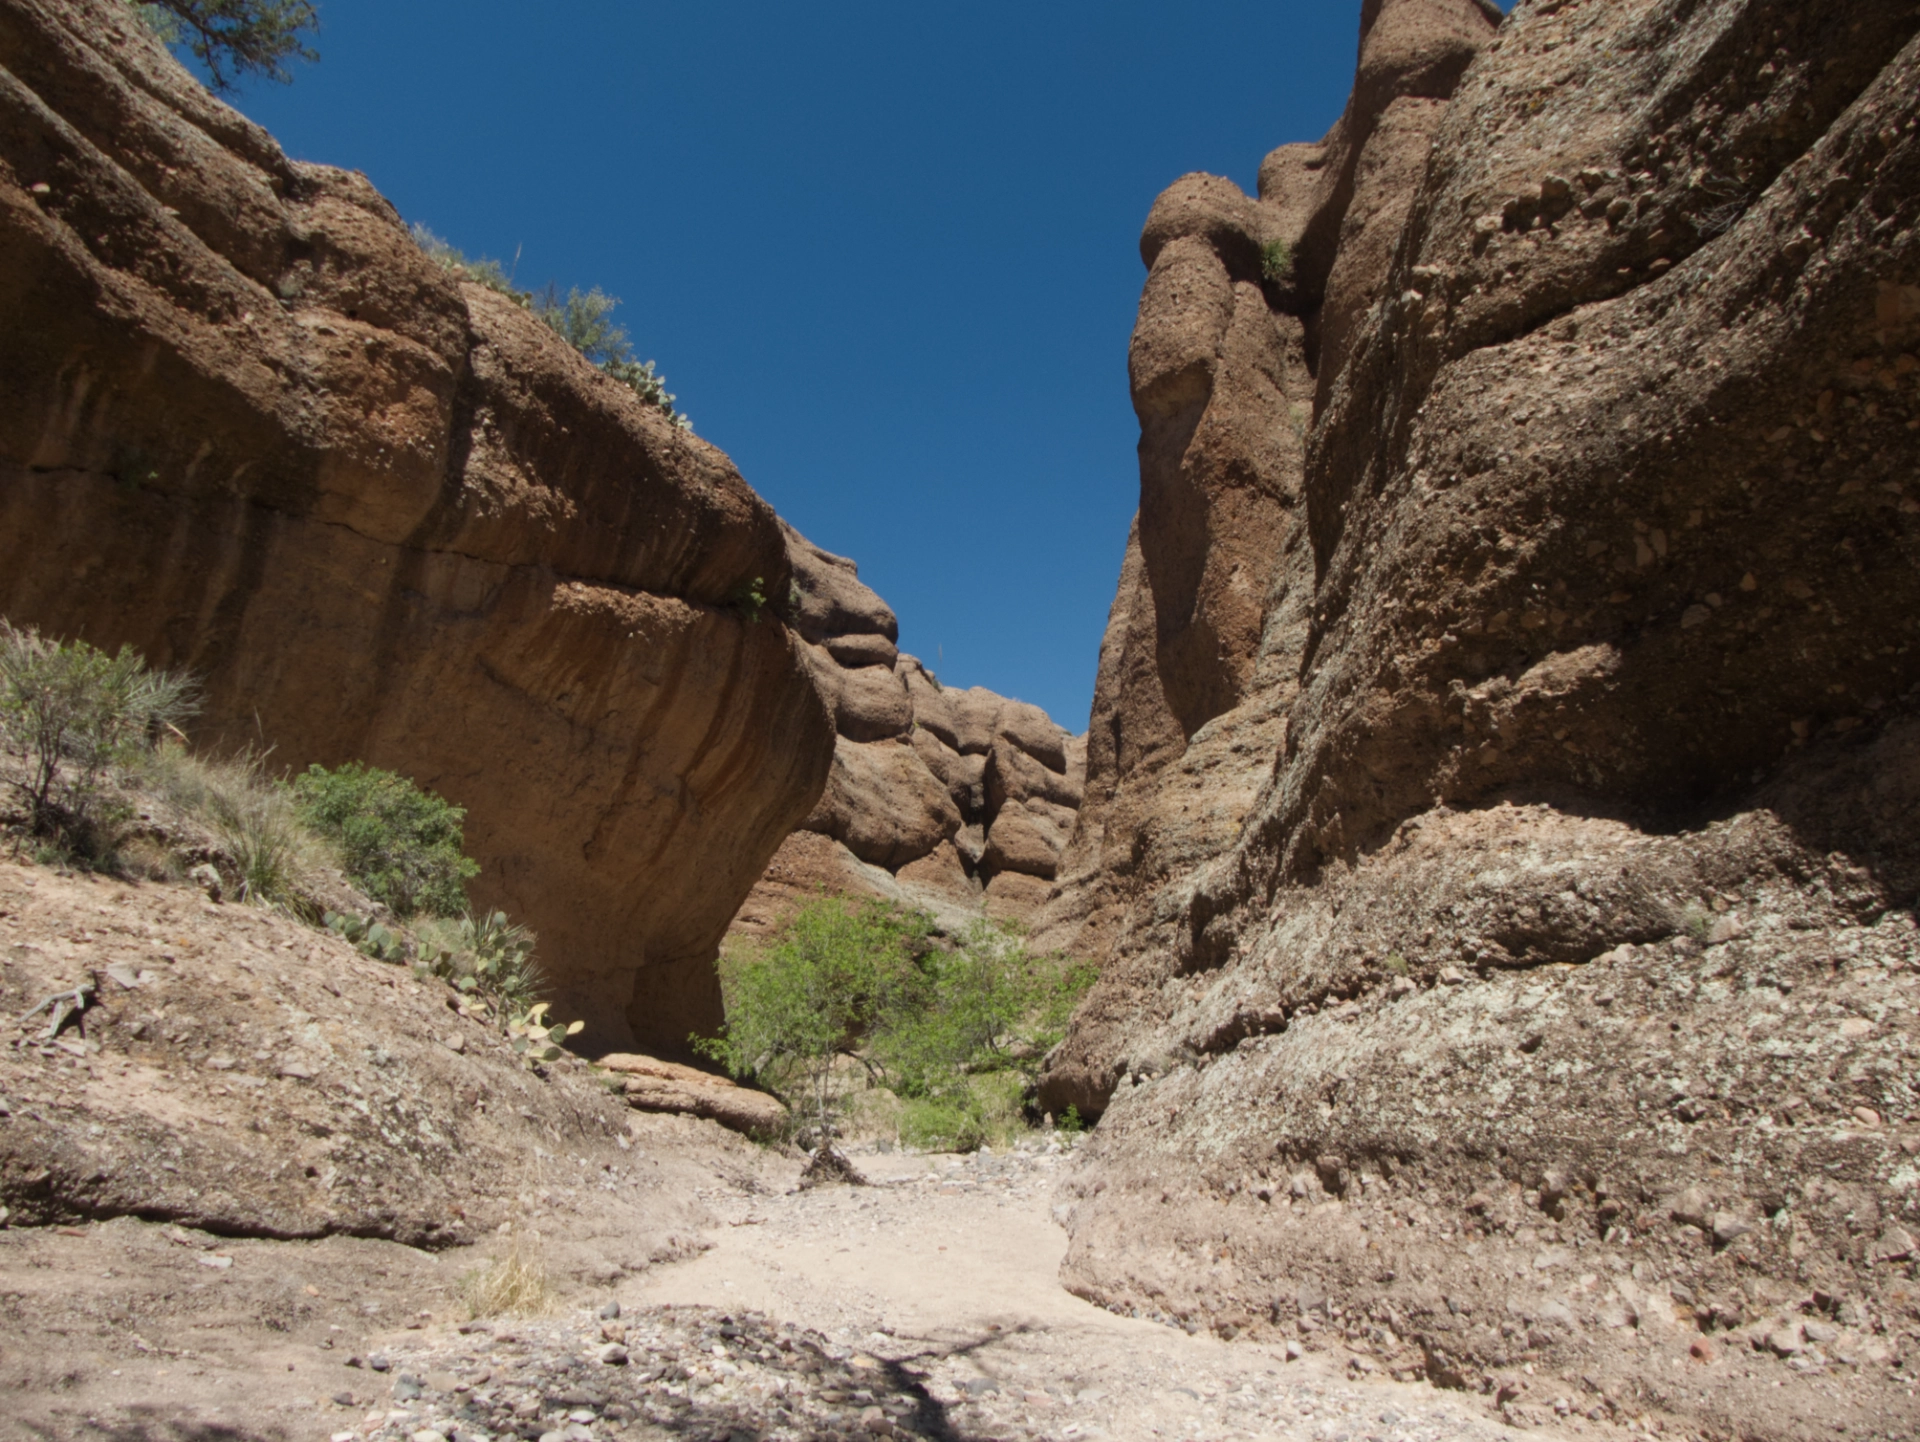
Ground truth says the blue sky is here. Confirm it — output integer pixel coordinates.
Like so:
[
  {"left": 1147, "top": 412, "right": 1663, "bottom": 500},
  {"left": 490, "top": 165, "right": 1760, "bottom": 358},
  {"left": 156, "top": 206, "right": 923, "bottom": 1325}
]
[{"left": 216, "top": 1, "right": 1375, "bottom": 731}]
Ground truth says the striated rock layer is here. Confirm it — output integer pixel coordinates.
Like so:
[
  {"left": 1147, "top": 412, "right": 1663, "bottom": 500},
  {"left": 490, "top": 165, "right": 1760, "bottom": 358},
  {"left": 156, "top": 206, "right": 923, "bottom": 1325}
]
[
  {"left": 725, "top": 525, "right": 1085, "bottom": 948},
  {"left": 1041, "top": 2, "right": 1920, "bottom": 1438},
  {"left": 0, "top": 0, "right": 833, "bottom": 1055}
]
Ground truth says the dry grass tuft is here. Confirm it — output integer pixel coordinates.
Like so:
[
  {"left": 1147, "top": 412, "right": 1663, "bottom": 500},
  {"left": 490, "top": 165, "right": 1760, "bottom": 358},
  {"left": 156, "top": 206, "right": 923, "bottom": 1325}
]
[{"left": 459, "top": 1235, "right": 557, "bottom": 1319}]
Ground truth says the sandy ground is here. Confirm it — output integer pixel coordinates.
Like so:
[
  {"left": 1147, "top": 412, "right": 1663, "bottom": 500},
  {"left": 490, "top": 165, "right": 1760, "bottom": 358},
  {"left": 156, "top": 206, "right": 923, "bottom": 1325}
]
[{"left": 621, "top": 1142, "right": 1592, "bottom": 1442}]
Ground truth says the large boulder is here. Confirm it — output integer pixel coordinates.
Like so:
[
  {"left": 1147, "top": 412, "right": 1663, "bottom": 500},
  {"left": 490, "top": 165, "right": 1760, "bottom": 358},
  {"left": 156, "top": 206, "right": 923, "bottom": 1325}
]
[{"left": 0, "top": 0, "right": 834, "bottom": 1056}]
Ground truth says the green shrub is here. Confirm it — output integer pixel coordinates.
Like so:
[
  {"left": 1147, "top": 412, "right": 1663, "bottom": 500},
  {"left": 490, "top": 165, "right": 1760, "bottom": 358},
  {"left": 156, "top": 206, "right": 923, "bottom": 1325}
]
[
  {"left": 696, "top": 901, "right": 1094, "bottom": 1151},
  {"left": 0, "top": 622, "right": 196, "bottom": 859},
  {"left": 696, "top": 897, "right": 933, "bottom": 1135},
  {"left": 871, "top": 920, "right": 1094, "bottom": 1115},
  {"left": 1261, "top": 237, "right": 1293, "bottom": 283},
  {"left": 290, "top": 762, "right": 479, "bottom": 918}
]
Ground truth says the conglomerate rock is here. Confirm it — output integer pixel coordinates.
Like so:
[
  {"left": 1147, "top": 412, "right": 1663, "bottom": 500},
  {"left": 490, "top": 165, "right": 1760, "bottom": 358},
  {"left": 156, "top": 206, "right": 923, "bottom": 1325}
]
[
  {"left": 724, "top": 526, "right": 1086, "bottom": 946},
  {"left": 0, "top": 0, "right": 834, "bottom": 1055},
  {"left": 1037, "top": 2, "right": 1920, "bottom": 1438}
]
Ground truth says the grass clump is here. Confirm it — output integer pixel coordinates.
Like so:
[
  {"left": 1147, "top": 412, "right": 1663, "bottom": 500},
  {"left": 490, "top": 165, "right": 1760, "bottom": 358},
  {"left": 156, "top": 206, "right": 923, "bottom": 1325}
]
[
  {"left": 1261, "top": 237, "right": 1293, "bottom": 283},
  {"left": 0, "top": 621, "right": 196, "bottom": 862},
  {"left": 459, "top": 1235, "right": 556, "bottom": 1319},
  {"left": 141, "top": 744, "right": 324, "bottom": 908},
  {"left": 289, "top": 761, "right": 478, "bottom": 919},
  {"left": 410, "top": 225, "right": 691, "bottom": 431}
]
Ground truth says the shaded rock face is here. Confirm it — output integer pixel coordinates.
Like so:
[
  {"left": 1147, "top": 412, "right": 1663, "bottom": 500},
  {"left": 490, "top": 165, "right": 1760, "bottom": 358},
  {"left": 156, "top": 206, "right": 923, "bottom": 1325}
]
[
  {"left": 725, "top": 527, "right": 1085, "bottom": 945},
  {"left": 1041, "top": 1, "right": 1920, "bottom": 1435},
  {"left": 0, "top": 0, "right": 834, "bottom": 1055}
]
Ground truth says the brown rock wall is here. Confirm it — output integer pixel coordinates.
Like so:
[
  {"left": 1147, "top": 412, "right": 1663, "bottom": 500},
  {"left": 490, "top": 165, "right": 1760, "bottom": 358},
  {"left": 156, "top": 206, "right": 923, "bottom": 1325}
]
[
  {"left": 0, "top": 0, "right": 834, "bottom": 1055},
  {"left": 1040, "top": 1, "right": 1920, "bottom": 1435},
  {"left": 724, "top": 529, "right": 1087, "bottom": 942}
]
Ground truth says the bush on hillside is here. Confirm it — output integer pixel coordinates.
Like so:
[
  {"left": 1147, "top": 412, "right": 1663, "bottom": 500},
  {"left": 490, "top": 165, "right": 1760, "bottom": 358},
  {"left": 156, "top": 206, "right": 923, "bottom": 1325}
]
[
  {"left": 0, "top": 621, "right": 197, "bottom": 859},
  {"left": 290, "top": 761, "right": 479, "bottom": 918}
]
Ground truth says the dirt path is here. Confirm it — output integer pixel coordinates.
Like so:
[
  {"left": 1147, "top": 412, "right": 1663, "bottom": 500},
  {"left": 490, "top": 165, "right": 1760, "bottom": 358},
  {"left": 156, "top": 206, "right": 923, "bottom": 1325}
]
[{"left": 607, "top": 1140, "right": 1588, "bottom": 1442}]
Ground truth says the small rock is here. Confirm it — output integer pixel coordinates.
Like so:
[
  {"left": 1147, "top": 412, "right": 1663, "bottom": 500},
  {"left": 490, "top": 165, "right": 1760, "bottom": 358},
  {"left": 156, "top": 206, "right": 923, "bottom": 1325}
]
[
  {"left": 197, "top": 1254, "right": 233, "bottom": 1269},
  {"left": 1388, "top": 975, "right": 1416, "bottom": 998},
  {"left": 596, "top": 1344, "right": 628, "bottom": 1366},
  {"left": 1437, "top": 966, "right": 1468, "bottom": 986},
  {"left": 1712, "top": 1213, "right": 1753, "bottom": 1246},
  {"left": 393, "top": 1375, "right": 425, "bottom": 1401},
  {"left": 189, "top": 863, "right": 223, "bottom": 901},
  {"left": 332, "top": 1392, "right": 357, "bottom": 1407},
  {"left": 410, "top": 1430, "right": 447, "bottom": 1442},
  {"left": 1285, "top": 1340, "right": 1305, "bottom": 1361},
  {"left": 441, "top": 1034, "right": 465, "bottom": 1054},
  {"left": 1804, "top": 1321, "right": 1839, "bottom": 1345},
  {"left": 597, "top": 1300, "right": 621, "bottom": 1320},
  {"left": 1767, "top": 1325, "right": 1803, "bottom": 1357},
  {"left": 1705, "top": 915, "right": 1743, "bottom": 945},
  {"left": 1670, "top": 1187, "right": 1712, "bottom": 1230},
  {"left": 1681, "top": 604, "right": 1712, "bottom": 629},
  {"left": 1689, "top": 1339, "right": 1716, "bottom": 1363},
  {"left": 1872, "top": 1224, "right": 1915, "bottom": 1263},
  {"left": 1852, "top": 1106, "right": 1882, "bottom": 1128},
  {"left": 369, "top": 1355, "right": 391, "bottom": 1373}
]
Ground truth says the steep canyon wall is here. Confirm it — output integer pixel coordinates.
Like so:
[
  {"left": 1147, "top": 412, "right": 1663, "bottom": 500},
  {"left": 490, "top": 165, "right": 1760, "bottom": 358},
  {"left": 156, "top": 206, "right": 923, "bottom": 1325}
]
[
  {"left": 1040, "top": 3, "right": 1920, "bottom": 1438},
  {"left": 0, "top": 0, "right": 835, "bottom": 1056}
]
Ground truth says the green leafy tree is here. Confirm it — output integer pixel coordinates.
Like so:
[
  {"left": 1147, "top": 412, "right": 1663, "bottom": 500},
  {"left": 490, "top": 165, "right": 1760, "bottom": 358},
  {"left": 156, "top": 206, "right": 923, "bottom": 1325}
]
[
  {"left": 696, "top": 897, "right": 932, "bottom": 1137},
  {"left": 871, "top": 920, "right": 1094, "bottom": 1148},
  {"left": 127, "top": 1, "right": 319, "bottom": 93},
  {"left": 290, "top": 762, "right": 479, "bottom": 918}
]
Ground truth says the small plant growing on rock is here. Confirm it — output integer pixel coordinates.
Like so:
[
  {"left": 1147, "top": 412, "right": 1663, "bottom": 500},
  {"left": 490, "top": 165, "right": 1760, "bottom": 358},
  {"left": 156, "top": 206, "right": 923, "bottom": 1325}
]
[
  {"left": 1261, "top": 238, "right": 1294, "bottom": 283},
  {"left": 324, "top": 909, "right": 406, "bottom": 963},
  {"left": 508, "top": 1002, "right": 584, "bottom": 1066},
  {"left": 415, "top": 909, "right": 543, "bottom": 1018}
]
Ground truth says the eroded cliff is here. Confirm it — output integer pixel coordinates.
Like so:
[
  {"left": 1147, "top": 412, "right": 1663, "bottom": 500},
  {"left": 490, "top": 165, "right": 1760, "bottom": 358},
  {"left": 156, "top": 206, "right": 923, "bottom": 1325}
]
[
  {"left": 1040, "top": 2, "right": 1920, "bottom": 1438},
  {"left": 0, "top": 0, "right": 834, "bottom": 1055},
  {"left": 725, "top": 524, "right": 1085, "bottom": 947}
]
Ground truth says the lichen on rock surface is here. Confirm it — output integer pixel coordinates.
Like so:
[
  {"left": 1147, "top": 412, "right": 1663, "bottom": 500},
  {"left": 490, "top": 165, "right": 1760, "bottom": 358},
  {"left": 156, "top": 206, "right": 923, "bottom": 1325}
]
[
  {"left": 1037, "top": 1, "right": 1920, "bottom": 1437},
  {"left": 0, "top": 0, "right": 834, "bottom": 1056}
]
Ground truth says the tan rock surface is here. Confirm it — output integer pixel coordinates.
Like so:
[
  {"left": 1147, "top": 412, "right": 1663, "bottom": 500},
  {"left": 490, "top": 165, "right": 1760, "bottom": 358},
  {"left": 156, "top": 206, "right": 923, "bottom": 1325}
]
[
  {"left": 0, "top": 0, "right": 834, "bottom": 1057},
  {"left": 1039, "top": 2, "right": 1920, "bottom": 1437},
  {"left": 599, "top": 1053, "right": 787, "bottom": 1137},
  {"left": 725, "top": 531, "right": 1086, "bottom": 939}
]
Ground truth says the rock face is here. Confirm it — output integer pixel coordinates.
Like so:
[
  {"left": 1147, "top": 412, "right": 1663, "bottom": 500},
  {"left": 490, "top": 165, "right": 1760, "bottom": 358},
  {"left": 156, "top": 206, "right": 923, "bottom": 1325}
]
[
  {"left": 725, "top": 526, "right": 1085, "bottom": 947},
  {"left": 0, "top": 0, "right": 834, "bottom": 1055},
  {"left": 1041, "top": 1, "right": 1920, "bottom": 1436}
]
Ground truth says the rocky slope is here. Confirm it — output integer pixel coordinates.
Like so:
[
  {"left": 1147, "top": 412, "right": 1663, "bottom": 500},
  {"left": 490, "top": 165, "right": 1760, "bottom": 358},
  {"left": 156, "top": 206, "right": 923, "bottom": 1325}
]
[
  {"left": 0, "top": 0, "right": 833, "bottom": 1056},
  {"left": 725, "top": 524, "right": 1085, "bottom": 947},
  {"left": 1036, "top": 2, "right": 1920, "bottom": 1438}
]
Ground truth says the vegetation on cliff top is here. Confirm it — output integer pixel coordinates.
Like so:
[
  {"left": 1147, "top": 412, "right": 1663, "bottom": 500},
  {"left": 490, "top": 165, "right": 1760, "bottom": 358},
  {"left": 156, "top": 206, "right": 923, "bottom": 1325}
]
[
  {"left": 127, "top": 0, "right": 319, "bottom": 93},
  {"left": 410, "top": 225, "right": 691, "bottom": 431}
]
